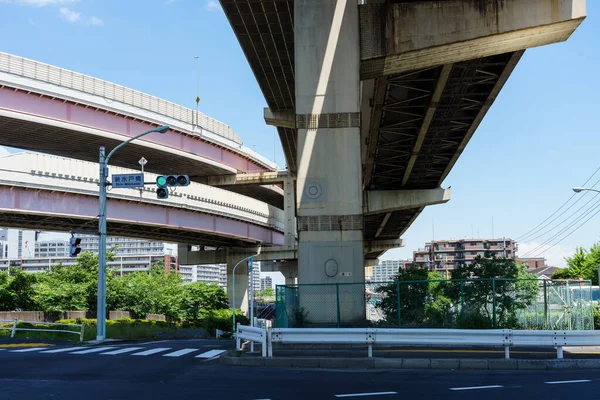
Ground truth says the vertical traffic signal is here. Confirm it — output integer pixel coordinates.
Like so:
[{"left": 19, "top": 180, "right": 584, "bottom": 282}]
[
  {"left": 69, "top": 236, "right": 81, "bottom": 257},
  {"left": 156, "top": 175, "right": 168, "bottom": 199}
]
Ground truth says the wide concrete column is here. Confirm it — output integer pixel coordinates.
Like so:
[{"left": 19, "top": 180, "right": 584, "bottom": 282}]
[{"left": 295, "top": 0, "right": 365, "bottom": 324}]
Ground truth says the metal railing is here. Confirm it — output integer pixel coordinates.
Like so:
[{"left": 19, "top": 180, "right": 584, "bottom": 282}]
[
  {"left": 0, "top": 52, "right": 242, "bottom": 144},
  {"left": 235, "top": 323, "right": 267, "bottom": 357},
  {"left": 265, "top": 327, "right": 600, "bottom": 359},
  {"left": 0, "top": 319, "right": 84, "bottom": 342}
]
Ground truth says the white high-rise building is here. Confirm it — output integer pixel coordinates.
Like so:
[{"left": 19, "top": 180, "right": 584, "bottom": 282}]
[
  {"left": 180, "top": 265, "right": 197, "bottom": 284},
  {"left": 195, "top": 264, "right": 227, "bottom": 290},
  {"left": 0, "top": 228, "right": 36, "bottom": 259},
  {"left": 371, "top": 260, "right": 404, "bottom": 282},
  {"left": 79, "top": 235, "right": 166, "bottom": 256},
  {"left": 35, "top": 240, "right": 69, "bottom": 258}
]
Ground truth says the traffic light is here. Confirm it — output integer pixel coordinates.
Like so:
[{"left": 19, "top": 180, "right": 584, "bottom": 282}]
[
  {"left": 155, "top": 175, "right": 190, "bottom": 199},
  {"left": 69, "top": 236, "right": 81, "bottom": 257},
  {"left": 156, "top": 176, "right": 168, "bottom": 199}
]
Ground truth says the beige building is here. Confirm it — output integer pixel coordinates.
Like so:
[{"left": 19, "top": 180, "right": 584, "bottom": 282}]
[{"left": 412, "top": 238, "right": 517, "bottom": 277}]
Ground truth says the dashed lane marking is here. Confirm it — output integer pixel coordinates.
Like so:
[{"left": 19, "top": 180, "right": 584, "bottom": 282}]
[
  {"left": 39, "top": 347, "right": 82, "bottom": 354},
  {"left": 335, "top": 392, "right": 398, "bottom": 398},
  {"left": 449, "top": 385, "right": 503, "bottom": 391},
  {"left": 545, "top": 380, "right": 591, "bottom": 385},
  {"left": 10, "top": 347, "right": 48, "bottom": 353}
]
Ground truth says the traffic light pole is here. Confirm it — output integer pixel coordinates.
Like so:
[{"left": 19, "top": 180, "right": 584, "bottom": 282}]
[
  {"left": 97, "top": 146, "right": 108, "bottom": 340},
  {"left": 96, "top": 125, "right": 169, "bottom": 341}
]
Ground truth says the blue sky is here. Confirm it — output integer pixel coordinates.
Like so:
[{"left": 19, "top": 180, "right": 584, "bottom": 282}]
[{"left": 0, "top": 0, "right": 598, "bottom": 268}]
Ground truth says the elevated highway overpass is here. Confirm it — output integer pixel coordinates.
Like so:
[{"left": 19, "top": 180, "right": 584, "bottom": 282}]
[
  {"left": 0, "top": 52, "right": 283, "bottom": 208},
  {"left": 0, "top": 152, "right": 284, "bottom": 246},
  {"left": 215, "top": 0, "right": 586, "bottom": 321}
]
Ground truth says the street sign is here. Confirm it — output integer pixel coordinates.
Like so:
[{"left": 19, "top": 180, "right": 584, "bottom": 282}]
[
  {"left": 247, "top": 257, "right": 253, "bottom": 272},
  {"left": 138, "top": 157, "right": 147, "bottom": 167},
  {"left": 112, "top": 173, "right": 144, "bottom": 188}
]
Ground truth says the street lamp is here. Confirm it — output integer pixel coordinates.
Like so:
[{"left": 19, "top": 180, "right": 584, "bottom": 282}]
[
  {"left": 96, "top": 125, "right": 169, "bottom": 341},
  {"left": 231, "top": 253, "right": 260, "bottom": 335},
  {"left": 573, "top": 187, "right": 600, "bottom": 194}
]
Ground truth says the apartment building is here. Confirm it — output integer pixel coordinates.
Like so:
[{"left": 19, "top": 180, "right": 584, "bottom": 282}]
[
  {"left": 412, "top": 238, "right": 517, "bottom": 276},
  {"left": 196, "top": 264, "right": 227, "bottom": 290},
  {"left": 260, "top": 276, "right": 273, "bottom": 291},
  {"left": 367, "top": 259, "right": 405, "bottom": 282},
  {"left": 35, "top": 240, "right": 69, "bottom": 258}
]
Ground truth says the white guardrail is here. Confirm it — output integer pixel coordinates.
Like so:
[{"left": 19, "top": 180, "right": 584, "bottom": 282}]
[
  {"left": 236, "top": 323, "right": 268, "bottom": 357},
  {"left": 235, "top": 325, "right": 600, "bottom": 359},
  {"left": 0, "top": 319, "right": 84, "bottom": 342}
]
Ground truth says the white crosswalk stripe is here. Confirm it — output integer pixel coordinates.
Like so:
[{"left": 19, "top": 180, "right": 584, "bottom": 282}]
[
  {"left": 0, "top": 345, "right": 226, "bottom": 360},
  {"left": 10, "top": 347, "right": 48, "bottom": 353},
  {"left": 162, "top": 348, "right": 199, "bottom": 357},
  {"left": 70, "top": 346, "right": 116, "bottom": 354},
  {"left": 195, "top": 349, "right": 226, "bottom": 359},
  {"left": 40, "top": 347, "right": 83, "bottom": 354},
  {"left": 131, "top": 347, "right": 171, "bottom": 356},
  {"left": 100, "top": 347, "right": 145, "bottom": 355}
]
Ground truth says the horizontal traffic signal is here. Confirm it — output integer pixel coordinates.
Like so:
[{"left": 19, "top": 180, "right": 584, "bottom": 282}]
[{"left": 156, "top": 175, "right": 189, "bottom": 199}]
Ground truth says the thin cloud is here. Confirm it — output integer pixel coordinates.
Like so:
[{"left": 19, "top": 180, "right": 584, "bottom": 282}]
[
  {"left": 59, "top": 6, "right": 80, "bottom": 22},
  {"left": 89, "top": 16, "right": 103, "bottom": 26},
  {"left": 206, "top": 0, "right": 220, "bottom": 11},
  {"left": 0, "top": 0, "right": 78, "bottom": 6}
]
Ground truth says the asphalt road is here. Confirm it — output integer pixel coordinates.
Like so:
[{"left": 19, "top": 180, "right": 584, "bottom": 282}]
[{"left": 1, "top": 340, "right": 600, "bottom": 399}]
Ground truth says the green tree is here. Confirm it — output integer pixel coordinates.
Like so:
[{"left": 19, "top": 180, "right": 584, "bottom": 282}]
[
  {"left": 0, "top": 268, "right": 38, "bottom": 311},
  {"left": 181, "top": 282, "right": 229, "bottom": 322},
  {"left": 553, "top": 244, "right": 600, "bottom": 284},
  {"left": 446, "top": 253, "right": 538, "bottom": 328},
  {"left": 375, "top": 267, "right": 446, "bottom": 327}
]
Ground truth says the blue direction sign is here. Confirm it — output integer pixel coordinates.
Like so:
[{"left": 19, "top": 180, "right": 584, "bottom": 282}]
[{"left": 112, "top": 173, "right": 144, "bottom": 188}]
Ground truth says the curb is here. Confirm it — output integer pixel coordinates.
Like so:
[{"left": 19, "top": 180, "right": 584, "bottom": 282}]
[{"left": 220, "top": 355, "right": 600, "bottom": 370}]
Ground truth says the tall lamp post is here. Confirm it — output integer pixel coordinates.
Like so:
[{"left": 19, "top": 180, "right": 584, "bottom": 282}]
[
  {"left": 573, "top": 187, "right": 600, "bottom": 194},
  {"left": 231, "top": 253, "right": 260, "bottom": 334},
  {"left": 96, "top": 125, "right": 169, "bottom": 341}
]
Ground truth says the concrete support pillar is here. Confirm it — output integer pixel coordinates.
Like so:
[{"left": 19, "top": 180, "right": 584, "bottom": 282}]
[
  {"left": 295, "top": 0, "right": 365, "bottom": 324},
  {"left": 279, "top": 261, "right": 298, "bottom": 285},
  {"left": 284, "top": 176, "right": 296, "bottom": 250},
  {"left": 226, "top": 253, "right": 251, "bottom": 316}
]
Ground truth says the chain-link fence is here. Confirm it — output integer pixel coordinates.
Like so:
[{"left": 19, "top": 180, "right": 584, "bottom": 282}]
[{"left": 275, "top": 279, "right": 594, "bottom": 330}]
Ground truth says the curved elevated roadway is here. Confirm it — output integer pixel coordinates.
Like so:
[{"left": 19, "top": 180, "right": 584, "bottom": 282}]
[
  {"left": 0, "top": 52, "right": 283, "bottom": 208},
  {"left": 0, "top": 153, "right": 284, "bottom": 246}
]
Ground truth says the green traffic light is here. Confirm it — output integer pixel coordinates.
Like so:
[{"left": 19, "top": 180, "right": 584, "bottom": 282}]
[{"left": 157, "top": 176, "right": 167, "bottom": 186}]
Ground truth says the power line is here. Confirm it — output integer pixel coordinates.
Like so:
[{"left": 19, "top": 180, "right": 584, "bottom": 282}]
[
  {"left": 520, "top": 189, "right": 600, "bottom": 244},
  {"left": 531, "top": 204, "right": 600, "bottom": 259},
  {"left": 522, "top": 197, "right": 600, "bottom": 258},
  {"left": 516, "top": 165, "right": 600, "bottom": 241}
]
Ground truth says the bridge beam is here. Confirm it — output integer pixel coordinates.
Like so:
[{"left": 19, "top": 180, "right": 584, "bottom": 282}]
[
  {"left": 200, "top": 171, "right": 289, "bottom": 186},
  {"left": 364, "top": 238, "right": 405, "bottom": 254},
  {"left": 264, "top": 108, "right": 296, "bottom": 129},
  {"left": 360, "top": 0, "right": 586, "bottom": 79},
  {"left": 364, "top": 188, "right": 451, "bottom": 216}
]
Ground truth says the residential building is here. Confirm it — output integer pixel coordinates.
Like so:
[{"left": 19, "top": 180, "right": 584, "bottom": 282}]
[
  {"left": 260, "top": 276, "right": 273, "bottom": 291},
  {"left": 196, "top": 264, "right": 227, "bottom": 290},
  {"left": 412, "top": 238, "right": 517, "bottom": 277},
  {"left": 180, "top": 265, "right": 197, "bottom": 284},
  {"left": 35, "top": 240, "right": 69, "bottom": 258},
  {"left": 79, "top": 235, "right": 166, "bottom": 256},
  {"left": 371, "top": 260, "right": 404, "bottom": 282},
  {"left": 251, "top": 261, "right": 261, "bottom": 293},
  {"left": 0, "top": 254, "right": 177, "bottom": 274},
  {"left": 518, "top": 257, "right": 546, "bottom": 270}
]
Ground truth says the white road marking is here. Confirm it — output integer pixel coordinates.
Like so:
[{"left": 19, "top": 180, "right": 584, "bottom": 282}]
[
  {"left": 9, "top": 347, "right": 47, "bottom": 353},
  {"left": 335, "top": 392, "right": 398, "bottom": 398},
  {"left": 162, "top": 348, "right": 199, "bottom": 357},
  {"left": 545, "top": 380, "right": 591, "bottom": 385},
  {"left": 449, "top": 385, "right": 503, "bottom": 391},
  {"left": 131, "top": 348, "right": 172, "bottom": 356},
  {"left": 70, "top": 347, "right": 116, "bottom": 354},
  {"left": 195, "top": 349, "right": 226, "bottom": 359},
  {"left": 40, "top": 347, "right": 83, "bottom": 354},
  {"left": 100, "top": 347, "right": 145, "bottom": 355}
]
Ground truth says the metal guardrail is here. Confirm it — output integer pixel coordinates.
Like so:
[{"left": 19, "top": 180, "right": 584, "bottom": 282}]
[
  {"left": 236, "top": 323, "right": 267, "bottom": 357},
  {"left": 0, "top": 52, "right": 242, "bottom": 144},
  {"left": 263, "top": 327, "right": 600, "bottom": 359},
  {"left": 0, "top": 319, "right": 84, "bottom": 342}
]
